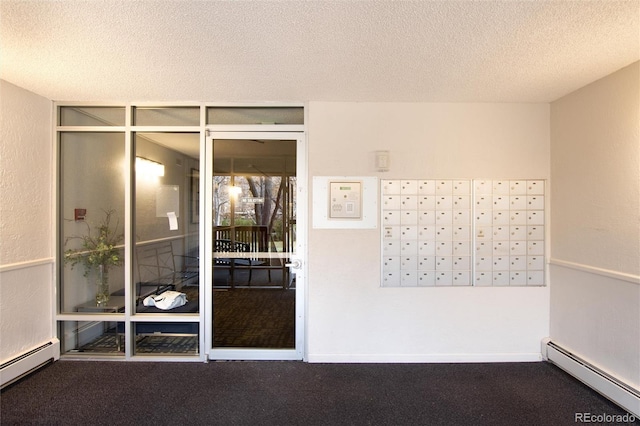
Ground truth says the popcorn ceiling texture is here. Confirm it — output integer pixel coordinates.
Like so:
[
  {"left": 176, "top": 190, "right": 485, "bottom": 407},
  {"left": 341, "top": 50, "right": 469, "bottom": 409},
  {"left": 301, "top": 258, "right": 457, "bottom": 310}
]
[{"left": 0, "top": 0, "right": 638, "bottom": 103}]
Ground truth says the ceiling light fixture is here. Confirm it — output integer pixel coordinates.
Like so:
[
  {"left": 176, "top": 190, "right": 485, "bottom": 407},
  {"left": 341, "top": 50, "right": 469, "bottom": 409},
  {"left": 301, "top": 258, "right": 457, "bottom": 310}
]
[{"left": 136, "top": 156, "right": 165, "bottom": 177}]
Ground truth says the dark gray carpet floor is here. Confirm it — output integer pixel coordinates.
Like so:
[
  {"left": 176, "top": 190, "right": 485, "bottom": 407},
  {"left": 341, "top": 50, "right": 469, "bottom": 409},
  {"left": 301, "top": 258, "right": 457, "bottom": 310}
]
[{"left": 1, "top": 361, "right": 637, "bottom": 426}]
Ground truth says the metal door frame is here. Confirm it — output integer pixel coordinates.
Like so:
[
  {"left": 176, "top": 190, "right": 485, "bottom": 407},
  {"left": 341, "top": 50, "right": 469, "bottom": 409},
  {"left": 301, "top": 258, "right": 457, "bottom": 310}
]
[{"left": 204, "top": 131, "right": 306, "bottom": 361}]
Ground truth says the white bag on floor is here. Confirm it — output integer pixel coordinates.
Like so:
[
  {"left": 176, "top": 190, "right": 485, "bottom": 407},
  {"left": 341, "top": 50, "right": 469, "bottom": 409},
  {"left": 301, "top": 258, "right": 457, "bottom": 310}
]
[{"left": 143, "top": 291, "right": 187, "bottom": 310}]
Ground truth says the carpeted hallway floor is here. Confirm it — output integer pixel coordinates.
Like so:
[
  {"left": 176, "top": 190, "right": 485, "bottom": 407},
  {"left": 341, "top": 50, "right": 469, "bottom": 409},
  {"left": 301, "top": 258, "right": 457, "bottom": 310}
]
[{"left": 1, "top": 361, "right": 636, "bottom": 425}]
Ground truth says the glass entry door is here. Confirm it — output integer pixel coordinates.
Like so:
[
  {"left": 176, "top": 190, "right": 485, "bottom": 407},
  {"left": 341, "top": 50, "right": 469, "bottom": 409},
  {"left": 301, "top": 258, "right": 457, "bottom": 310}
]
[{"left": 205, "top": 132, "right": 305, "bottom": 360}]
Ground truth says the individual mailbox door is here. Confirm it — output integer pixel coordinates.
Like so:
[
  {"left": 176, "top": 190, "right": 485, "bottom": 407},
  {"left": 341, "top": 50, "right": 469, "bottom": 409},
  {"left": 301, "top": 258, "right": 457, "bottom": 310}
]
[
  {"left": 527, "top": 226, "right": 544, "bottom": 240},
  {"left": 509, "top": 226, "right": 526, "bottom": 240},
  {"left": 382, "top": 180, "right": 401, "bottom": 195},
  {"left": 418, "top": 271, "right": 436, "bottom": 286},
  {"left": 383, "top": 256, "right": 400, "bottom": 271},
  {"left": 510, "top": 195, "right": 527, "bottom": 210},
  {"left": 509, "top": 256, "right": 526, "bottom": 270},
  {"left": 418, "top": 195, "right": 436, "bottom": 210},
  {"left": 400, "top": 210, "right": 418, "bottom": 225},
  {"left": 527, "top": 211, "right": 544, "bottom": 225},
  {"left": 436, "top": 210, "right": 453, "bottom": 224},
  {"left": 474, "top": 180, "right": 492, "bottom": 195},
  {"left": 510, "top": 271, "right": 526, "bottom": 286},
  {"left": 493, "top": 196, "right": 509, "bottom": 210},
  {"left": 401, "top": 195, "right": 418, "bottom": 210},
  {"left": 453, "top": 195, "right": 470, "bottom": 209},
  {"left": 418, "top": 226, "right": 436, "bottom": 240},
  {"left": 492, "top": 271, "right": 509, "bottom": 286},
  {"left": 383, "top": 195, "right": 401, "bottom": 210},
  {"left": 436, "top": 196, "right": 453, "bottom": 210},
  {"left": 400, "top": 226, "right": 418, "bottom": 240},
  {"left": 453, "top": 226, "right": 470, "bottom": 240},
  {"left": 452, "top": 180, "right": 470, "bottom": 195},
  {"left": 452, "top": 256, "right": 470, "bottom": 270},
  {"left": 400, "top": 240, "right": 418, "bottom": 255},
  {"left": 383, "top": 271, "right": 400, "bottom": 287},
  {"left": 527, "top": 271, "right": 544, "bottom": 286},
  {"left": 401, "top": 271, "right": 418, "bottom": 287},
  {"left": 453, "top": 241, "right": 471, "bottom": 256},
  {"left": 527, "top": 180, "right": 544, "bottom": 195},
  {"left": 509, "top": 180, "right": 527, "bottom": 195},
  {"left": 418, "top": 180, "right": 436, "bottom": 195},
  {"left": 383, "top": 210, "right": 401, "bottom": 226},
  {"left": 453, "top": 210, "right": 471, "bottom": 225},
  {"left": 435, "top": 271, "right": 453, "bottom": 286},
  {"left": 527, "top": 241, "right": 544, "bottom": 255},
  {"left": 400, "top": 180, "right": 418, "bottom": 195},
  {"left": 418, "top": 240, "right": 436, "bottom": 255},
  {"left": 527, "top": 195, "right": 544, "bottom": 210},
  {"left": 492, "top": 256, "right": 509, "bottom": 271},
  {"left": 436, "top": 241, "right": 453, "bottom": 255},
  {"left": 400, "top": 256, "right": 418, "bottom": 270},
  {"left": 475, "top": 195, "right": 492, "bottom": 209},
  {"left": 452, "top": 271, "right": 470, "bottom": 286},
  {"left": 435, "top": 226, "right": 453, "bottom": 240},
  {"left": 435, "top": 256, "right": 453, "bottom": 270},
  {"left": 435, "top": 180, "right": 453, "bottom": 194},
  {"left": 493, "top": 180, "right": 510, "bottom": 195},
  {"left": 493, "top": 211, "right": 509, "bottom": 225},
  {"left": 475, "top": 271, "right": 492, "bottom": 286},
  {"left": 383, "top": 240, "right": 401, "bottom": 256},
  {"left": 418, "top": 210, "right": 436, "bottom": 225},
  {"left": 418, "top": 256, "right": 436, "bottom": 270},
  {"left": 383, "top": 225, "right": 400, "bottom": 240},
  {"left": 475, "top": 256, "right": 493, "bottom": 271}
]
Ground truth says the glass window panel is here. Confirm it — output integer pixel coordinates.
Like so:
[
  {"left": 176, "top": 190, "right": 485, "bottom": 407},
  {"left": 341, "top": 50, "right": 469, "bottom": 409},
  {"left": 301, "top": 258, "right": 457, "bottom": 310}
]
[
  {"left": 133, "top": 322, "right": 199, "bottom": 355},
  {"left": 134, "top": 107, "right": 200, "bottom": 126},
  {"left": 134, "top": 133, "right": 200, "bottom": 314},
  {"left": 59, "top": 106, "right": 125, "bottom": 126},
  {"left": 207, "top": 107, "right": 303, "bottom": 125},
  {"left": 60, "top": 132, "right": 125, "bottom": 313},
  {"left": 59, "top": 321, "right": 125, "bottom": 356}
]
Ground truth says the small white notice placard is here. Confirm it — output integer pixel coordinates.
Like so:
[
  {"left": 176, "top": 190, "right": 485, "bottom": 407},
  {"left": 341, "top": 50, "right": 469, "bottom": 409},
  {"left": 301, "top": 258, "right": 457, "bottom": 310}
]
[{"left": 167, "top": 211, "right": 178, "bottom": 230}]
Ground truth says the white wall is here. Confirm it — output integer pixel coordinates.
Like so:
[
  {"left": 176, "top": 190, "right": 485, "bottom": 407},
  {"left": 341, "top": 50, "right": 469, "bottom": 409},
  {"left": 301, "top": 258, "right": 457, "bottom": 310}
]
[
  {"left": 307, "top": 102, "right": 550, "bottom": 362},
  {"left": 550, "top": 62, "right": 640, "bottom": 389},
  {"left": 0, "top": 80, "right": 54, "bottom": 362}
]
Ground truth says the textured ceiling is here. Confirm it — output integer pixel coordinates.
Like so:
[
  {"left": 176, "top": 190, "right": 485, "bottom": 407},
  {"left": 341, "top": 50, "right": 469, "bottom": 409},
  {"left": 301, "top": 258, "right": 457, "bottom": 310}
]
[{"left": 1, "top": 0, "right": 638, "bottom": 103}]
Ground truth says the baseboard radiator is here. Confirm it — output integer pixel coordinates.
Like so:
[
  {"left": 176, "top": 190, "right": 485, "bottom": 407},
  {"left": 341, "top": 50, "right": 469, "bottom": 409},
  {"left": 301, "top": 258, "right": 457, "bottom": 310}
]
[
  {"left": 0, "top": 339, "right": 60, "bottom": 389},
  {"left": 542, "top": 339, "right": 640, "bottom": 417}
]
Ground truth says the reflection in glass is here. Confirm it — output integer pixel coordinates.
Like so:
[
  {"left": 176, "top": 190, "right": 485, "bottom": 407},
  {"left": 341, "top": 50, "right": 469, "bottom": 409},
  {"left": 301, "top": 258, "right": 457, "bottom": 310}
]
[
  {"left": 207, "top": 106, "right": 303, "bottom": 125},
  {"left": 59, "top": 132, "right": 125, "bottom": 313},
  {"left": 212, "top": 139, "right": 296, "bottom": 349},
  {"left": 59, "top": 321, "right": 125, "bottom": 356},
  {"left": 133, "top": 322, "right": 199, "bottom": 355},
  {"left": 134, "top": 107, "right": 200, "bottom": 126},
  {"left": 134, "top": 133, "right": 200, "bottom": 314},
  {"left": 58, "top": 106, "right": 125, "bottom": 126}
]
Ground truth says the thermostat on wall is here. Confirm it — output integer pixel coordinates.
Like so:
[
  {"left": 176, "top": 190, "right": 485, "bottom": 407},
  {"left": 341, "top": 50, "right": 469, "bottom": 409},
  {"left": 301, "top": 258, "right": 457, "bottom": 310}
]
[{"left": 313, "top": 176, "right": 377, "bottom": 229}]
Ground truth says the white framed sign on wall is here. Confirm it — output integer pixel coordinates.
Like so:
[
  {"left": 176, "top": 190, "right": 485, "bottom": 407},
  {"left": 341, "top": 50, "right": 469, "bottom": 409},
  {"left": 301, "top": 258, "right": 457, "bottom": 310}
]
[{"left": 312, "top": 176, "right": 378, "bottom": 229}]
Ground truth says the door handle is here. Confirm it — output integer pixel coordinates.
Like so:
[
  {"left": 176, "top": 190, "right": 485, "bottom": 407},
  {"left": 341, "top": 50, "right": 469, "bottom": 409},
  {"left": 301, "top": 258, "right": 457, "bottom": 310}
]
[{"left": 285, "top": 259, "right": 302, "bottom": 269}]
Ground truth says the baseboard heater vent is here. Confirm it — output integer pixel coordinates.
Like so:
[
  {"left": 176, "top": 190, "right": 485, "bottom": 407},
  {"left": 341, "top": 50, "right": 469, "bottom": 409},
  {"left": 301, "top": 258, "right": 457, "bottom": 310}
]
[
  {"left": 543, "top": 339, "right": 640, "bottom": 417},
  {"left": 1, "top": 339, "right": 60, "bottom": 389}
]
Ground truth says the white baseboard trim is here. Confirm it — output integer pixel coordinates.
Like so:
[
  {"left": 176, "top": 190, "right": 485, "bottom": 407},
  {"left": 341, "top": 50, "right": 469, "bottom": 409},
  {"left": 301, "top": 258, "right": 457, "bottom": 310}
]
[
  {"left": 1, "top": 339, "right": 60, "bottom": 389},
  {"left": 543, "top": 339, "right": 640, "bottom": 417},
  {"left": 307, "top": 352, "right": 542, "bottom": 363}
]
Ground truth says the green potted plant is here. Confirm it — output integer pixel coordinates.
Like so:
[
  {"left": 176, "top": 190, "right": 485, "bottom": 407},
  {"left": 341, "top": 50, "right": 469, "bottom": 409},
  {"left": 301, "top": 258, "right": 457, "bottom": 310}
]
[{"left": 64, "top": 209, "right": 124, "bottom": 306}]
